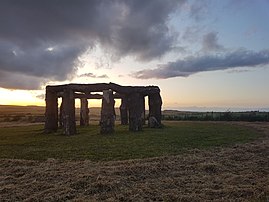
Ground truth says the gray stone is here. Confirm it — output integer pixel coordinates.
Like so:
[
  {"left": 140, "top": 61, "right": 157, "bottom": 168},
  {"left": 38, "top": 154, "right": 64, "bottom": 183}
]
[
  {"left": 59, "top": 102, "right": 63, "bottom": 128},
  {"left": 80, "top": 98, "right": 89, "bottom": 126},
  {"left": 44, "top": 89, "right": 58, "bottom": 133},
  {"left": 148, "top": 93, "right": 162, "bottom": 127},
  {"left": 128, "top": 93, "right": 144, "bottom": 132},
  {"left": 44, "top": 83, "right": 162, "bottom": 135},
  {"left": 100, "top": 90, "right": 115, "bottom": 134},
  {"left": 148, "top": 116, "right": 161, "bottom": 128},
  {"left": 120, "top": 97, "right": 128, "bottom": 125},
  {"left": 62, "top": 88, "right": 76, "bottom": 135}
]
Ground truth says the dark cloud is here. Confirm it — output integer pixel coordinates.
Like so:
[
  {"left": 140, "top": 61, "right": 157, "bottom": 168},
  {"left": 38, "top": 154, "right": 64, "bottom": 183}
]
[
  {"left": 0, "top": 0, "right": 184, "bottom": 89},
  {"left": 0, "top": 41, "right": 83, "bottom": 80},
  {"left": 202, "top": 32, "right": 224, "bottom": 52},
  {"left": 79, "top": 73, "right": 109, "bottom": 79},
  {"left": 0, "top": 70, "right": 44, "bottom": 90},
  {"left": 133, "top": 49, "right": 269, "bottom": 79},
  {"left": 106, "top": 0, "right": 186, "bottom": 61},
  {"left": 227, "top": 69, "right": 251, "bottom": 74}
]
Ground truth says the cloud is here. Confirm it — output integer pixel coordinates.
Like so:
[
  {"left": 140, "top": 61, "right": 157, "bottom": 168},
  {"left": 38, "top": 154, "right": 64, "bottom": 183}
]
[
  {"left": 36, "top": 94, "right": 45, "bottom": 100},
  {"left": 0, "top": 0, "right": 184, "bottom": 89},
  {"left": 132, "top": 49, "right": 269, "bottom": 79},
  {"left": 189, "top": 1, "right": 209, "bottom": 21},
  {"left": 244, "top": 26, "right": 258, "bottom": 38},
  {"left": 78, "top": 73, "right": 109, "bottom": 79},
  {"left": 0, "top": 41, "right": 83, "bottom": 80},
  {"left": 105, "top": 0, "right": 186, "bottom": 61},
  {"left": 227, "top": 69, "right": 251, "bottom": 74},
  {"left": 202, "top": 32, "right": 224, "bottom": 52},
  {"left": 182, "top": 26, "right": 205, "bottom": 43},
  {"left": 0, "top": 70, "right": 45, "bottom": 90}
]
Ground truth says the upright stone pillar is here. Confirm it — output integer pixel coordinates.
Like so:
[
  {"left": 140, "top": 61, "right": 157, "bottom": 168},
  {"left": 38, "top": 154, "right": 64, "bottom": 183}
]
[
  {"left": 44, "top": 88, "right": 58, "bottom": 133},
  {"left": 148, "top": 92, "right": 162, "bottom": 128},
  {"left": 100, "top": 90, "right": 115, "bottom": 134},
  {"left": 62, "top": 88, "right": 76, "bottom": 135},
  {"left": 120, "top": 96, "right": 128, "bottom": 125},
  {"left": 59, "top": 102, "right": 63, "bottom": 128},
  {"left": 142, "top": 96, "right": 146, "bottom": 125},
  {"left": 128, "top": 93, "right": 144, "bottom": 132},
  {"left": 80, "top": 97, "right": 89, "bottom": 126}
]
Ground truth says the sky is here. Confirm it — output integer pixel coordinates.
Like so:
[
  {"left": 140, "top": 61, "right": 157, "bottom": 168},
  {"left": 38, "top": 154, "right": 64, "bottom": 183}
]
[{"left": 0, "top": 0, "right": 269, "bottom": 111}]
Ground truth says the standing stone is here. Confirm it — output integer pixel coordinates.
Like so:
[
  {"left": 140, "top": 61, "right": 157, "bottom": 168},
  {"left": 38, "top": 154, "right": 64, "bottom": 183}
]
[
  {"left": 100, "top": 90, "right": 115, "bottom": 134},
  {"left": 120, "top": 97, "right": 128, "bottom": 125},
  {"left": 44, "top": 88, "right": 58, "bottom": 133},
  {"left": 128, "top": 93, "right": 144, "bottom": 132},
  {"left": 148, "top": 92, "right": 162, "bottom": 128},
  {"left": 59, "top": 102, "right": 63, "bottom": 128},
  {"left": 62, "top": 88, "right": 76, "bottom": 135},
  {"left": 80, "top": 97, "right": 89, "bottom": 126},
  {"left": 141, "top": 96, "right": 146, "bottom": 125}
]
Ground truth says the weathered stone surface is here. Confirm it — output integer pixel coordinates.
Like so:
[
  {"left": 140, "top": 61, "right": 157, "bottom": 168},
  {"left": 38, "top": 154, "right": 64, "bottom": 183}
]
[
  {"left": 47, "top": 83, "right": 160, "bottom": 94},
  {"left": 148, "top": 93, "right": 162, "bottom": 128},
  {"left": 120, "top": 97, "right": 128, "bottom": 125},
  {"left": 80, "top": 98, "right": 89, "bottom": 126},
  {"left": 141, "top": 96, "right": 146, "bottom": 125},
  {"left": 62, "top": 88, "right": 76, "bottom": 135},
  {"left": 148, "top": 116, "right": 161, "bottom": 128},
  {"left": 128, "top": 93, "right": 144, "bottom": 132},
  {"left": 44, "top": 89, "right": 58, "bottom": 133},
  {"left": 59, "top": 102, "right": 63, "bottom": 128},
  {"left": 45, "top": 83, "right": 162, "bottom": 135},
  {"left": 100, "top": 90, "right": 115, "bottom": 134}
]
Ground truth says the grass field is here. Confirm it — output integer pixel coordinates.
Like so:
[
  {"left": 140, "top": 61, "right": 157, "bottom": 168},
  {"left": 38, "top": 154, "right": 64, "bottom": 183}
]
[
  {"left": 1, "top": 121, "right": 268, "bottom": 201},
  {"left": 0, "top": 105, "right": 267, "bottom": 201},
  {"left": 0, "top": 121, "right": 261, "bottom": 161}
]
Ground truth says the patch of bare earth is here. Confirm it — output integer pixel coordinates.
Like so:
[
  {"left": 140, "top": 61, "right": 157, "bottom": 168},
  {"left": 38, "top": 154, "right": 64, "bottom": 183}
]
[{"left": 0, "top": 122, "right": 268, "bottom": 201}]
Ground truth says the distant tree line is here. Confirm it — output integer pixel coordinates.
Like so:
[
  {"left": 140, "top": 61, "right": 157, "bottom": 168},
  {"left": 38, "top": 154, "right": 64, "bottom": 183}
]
[
  {"left": 1, "top": 110, "right": 269, "bottom": 123},
  {"left": 162, "top": 111, "right": 269, "bottom": 122}
]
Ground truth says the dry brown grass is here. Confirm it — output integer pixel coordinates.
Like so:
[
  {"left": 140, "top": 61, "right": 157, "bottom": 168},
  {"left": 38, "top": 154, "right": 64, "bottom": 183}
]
[
  {"left": 0, "top": 105, "right": 45, "bottom": 115},
  {"left": 0, "top": 122, "right": 268, "bottom": 201}
]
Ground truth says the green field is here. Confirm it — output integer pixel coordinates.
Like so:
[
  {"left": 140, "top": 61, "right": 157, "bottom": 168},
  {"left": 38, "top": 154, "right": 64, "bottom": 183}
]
[{"left": 0, "top": 122, "right": 261, "bottom": 161}]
